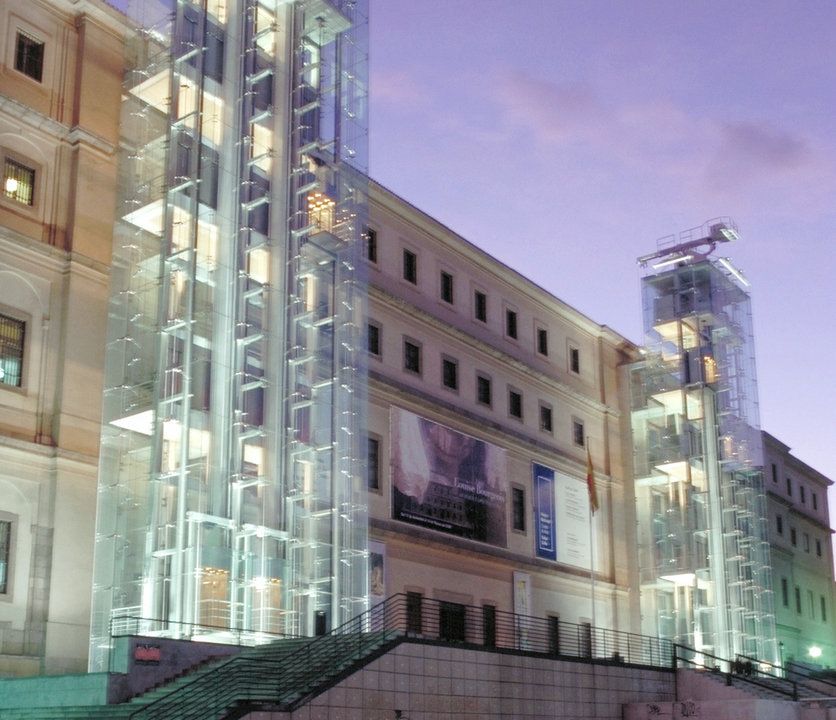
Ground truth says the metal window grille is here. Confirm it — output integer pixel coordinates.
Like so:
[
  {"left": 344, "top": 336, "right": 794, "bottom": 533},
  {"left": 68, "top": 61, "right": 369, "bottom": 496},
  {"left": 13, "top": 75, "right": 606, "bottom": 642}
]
[
  {"left": 4, "top": 159, "right": 35, "bottom": 206},
  {"left": 15, "top": 31, "right": 44, "bottom": 82},
  {"left": 0, "top": 314, "right": 25, "bottom": 387}
]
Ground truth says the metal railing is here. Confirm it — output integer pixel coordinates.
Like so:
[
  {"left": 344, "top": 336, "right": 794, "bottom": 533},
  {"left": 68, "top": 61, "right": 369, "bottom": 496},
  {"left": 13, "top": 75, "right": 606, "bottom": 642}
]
[{"left": 125, "top": 594, "right": 675, "bottom": 720}]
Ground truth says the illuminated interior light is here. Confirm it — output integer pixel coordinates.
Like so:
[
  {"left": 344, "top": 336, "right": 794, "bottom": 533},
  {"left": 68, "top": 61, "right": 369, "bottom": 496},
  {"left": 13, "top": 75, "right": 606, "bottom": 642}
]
[{"left": 4, "top": 177, "right": 18, "bottom": 194}]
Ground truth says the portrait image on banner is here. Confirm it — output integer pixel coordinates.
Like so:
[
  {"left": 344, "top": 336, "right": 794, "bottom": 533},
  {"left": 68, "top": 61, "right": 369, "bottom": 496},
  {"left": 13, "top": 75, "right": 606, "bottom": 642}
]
[{"left": 391, "top": 407, "right": 506, "bottom": 546}]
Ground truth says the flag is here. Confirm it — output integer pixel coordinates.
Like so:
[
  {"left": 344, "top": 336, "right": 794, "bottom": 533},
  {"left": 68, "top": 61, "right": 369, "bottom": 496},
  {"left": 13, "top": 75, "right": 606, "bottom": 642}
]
[{"left": 586, "top": 445, "right": 598, "bottom": 514}]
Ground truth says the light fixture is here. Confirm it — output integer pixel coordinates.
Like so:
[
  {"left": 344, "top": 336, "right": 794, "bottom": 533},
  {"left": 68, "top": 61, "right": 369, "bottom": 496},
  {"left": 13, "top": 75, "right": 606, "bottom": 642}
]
[
  {"left": 717, "top": 257, "right": 750, "bottom": 287},
  {"left": 809, "top": 646, "right": 822, "bottom": 659},
  {"left": 4, "top": 176, "right": 18, "bottom": 194},
  {"left": 652, "top": 254, "right": 693, "bottom": 270}
]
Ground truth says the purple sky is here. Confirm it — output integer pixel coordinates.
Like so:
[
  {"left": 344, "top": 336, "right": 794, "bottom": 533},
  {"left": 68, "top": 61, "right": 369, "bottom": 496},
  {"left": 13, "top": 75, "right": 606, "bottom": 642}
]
[{"left": 368, "top": 0, "right": 836, "bottom": 489}]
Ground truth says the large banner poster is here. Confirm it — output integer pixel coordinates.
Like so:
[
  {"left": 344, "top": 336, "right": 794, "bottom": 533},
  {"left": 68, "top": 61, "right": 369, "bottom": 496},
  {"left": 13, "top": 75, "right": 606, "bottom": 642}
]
[
  {"left": 533, "top": 463, "right": 556, "bottom": 560},
  {"left": 391, "top": 407, "right": 507, "bottom": 546},
  {"left": 533, "top": 463, "right": 592, "bottom": 569}
]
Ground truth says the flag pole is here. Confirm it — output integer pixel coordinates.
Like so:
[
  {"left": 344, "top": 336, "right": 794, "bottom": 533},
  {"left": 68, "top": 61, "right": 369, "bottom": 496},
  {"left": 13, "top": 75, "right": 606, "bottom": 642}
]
[{"left": 586, "top": 440, "right": 598, "bottom": 650}]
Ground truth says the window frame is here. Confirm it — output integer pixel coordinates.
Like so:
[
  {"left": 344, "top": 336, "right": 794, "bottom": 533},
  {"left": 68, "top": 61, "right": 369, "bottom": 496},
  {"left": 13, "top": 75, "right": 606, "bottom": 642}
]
[
  {"left": 511, "top": 485, "right": 526, "bottom": 533},
  {"left": 440, "top": 270, "right": 454, "bottom": 304},
  {"left": 569, "top": 344, "right": 580, "bottom": 374},
  {"left": 539, "top": 402, "right": 553, "bottom": 433},
  {"left": 0, "top": 311, "right": 27, "bottom": 390},
  {"left": 508, "top": 387, "right": 523, "bottom": 420},
  {"left": 441, "top": 355, "right": 458, "bottom": 392},
  {"left": 403, "top": 337, "right": 421, "bottom": 375},
  {"left": 365, "top": 226, "right": 378, "bottom": 264},
  {"left": 473, "top": 289, "right": 487, "bottom": 323},
  {"left": 476, "top": 373, "right": 492, "bottom": 407},
  {"left": 367, "top": 434, "right": 381, "bottom": 492},
  {"left": 402, "top": 248, "right": 417, "bottom": 284},
  {"left": 536, "top": 327, "right": 549, "bottom": 357},
  {"left": 505, "top": 306, "right": 518, "bottom": 340},
  {"left": 0, "top": 512, "right": 16, "bottom": 600},
  {"left": 572, "top": 418, "right": 585, "bottom": 447},
  {"left": 14, "top": 30, "right": 45, "bottom": 83},
  {"left": 367, "top": 321, "right": 381, "bottom": 358}
]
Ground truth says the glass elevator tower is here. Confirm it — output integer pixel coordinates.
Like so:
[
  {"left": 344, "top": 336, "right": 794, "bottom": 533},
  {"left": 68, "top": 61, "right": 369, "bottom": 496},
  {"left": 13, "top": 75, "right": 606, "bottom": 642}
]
[
  {"left": 631, "top": 221, "right": 777, "bottom": 665},
  {"left": 89, "top": 0, "right": 369, "bottom": 671}
]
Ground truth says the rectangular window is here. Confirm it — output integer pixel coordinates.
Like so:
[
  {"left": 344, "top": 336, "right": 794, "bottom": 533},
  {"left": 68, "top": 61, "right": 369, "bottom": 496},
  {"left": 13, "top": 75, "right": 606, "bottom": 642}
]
[
  {"left": 573, "top": 419, "right": 585, "bottom": 447},
  {"left": 816, "top": 538, "right": 822, "bottom": 557},
  {"left": 476, "top": 374, "right": 491, "bottom": 406},
  {"left": 403, "top": 339, "right": 421, "bottom": 374},
  {"left": 367, "top": 322, "right": 380, "bottom": 357},
  {"left": 804, "top": 533, "right": 810, "bottom": 553},
  {"left": 406, "top": 591, "right": 422, "bottom": 634},
  {"left": 15, "top": 31, "right": 44, "bottom": 82},
  {"left": 0, "top": 519, "right": 10, "bottom": 595},
  {"left": 800, "top": 486, "right": 806, "bottom": 504},
  {"left": 540, "top": 403, "right": 553, "bottom": 433},
  {"left": 781, "top": 577, "right": 788, "bottom": 607},
  {"left": 771, "top": 463, "right": 778, "bottom": 483},
  {"left": 791, "top": 527, "right": 797, "bottom": 546},
  {"left": 512, "top": 486, "right": 526, "bottom": 532},
  {"left": 474, "top": 290, "right": 487, "bottom": 322},
  {"left": 367, "top": 436, "right": 380, "bottom": 490},
  {"left": 786, "top": 477, "right": 792, "bottom": 496},
  {"left": 442, "top": 357, "right": 458, "bottom": 391},
  {"left": 509, "top": 389, "right": 522, "bottom": 419},
  {"left": 506, "top": 309, "right": 518, "bottom": 339},
  {"left": 0, "top": 314, "right": 25, "bottom": 388},
  {"left": 3, "top": 159, "right": 35, "bottom": 206},
  {"left": 439, "top": 601, "right": 466, "bottom": 642},
  {"left": 813, "top": 492, "right": 818, "bottom": 511},
  {"left": 482, "top": 605, "right": 496, "bottom": 648},
  {"left": 402, "top": 249, "right": 417, "bottom": 284},
  {"left": 365, "top": 227, "right": 377, "bottom": 263},
  {"left": 440, "top": 271, "right": 454, "bottom": 304},
  {"left": 822, "top": 596, "right": 828, "bottom": 623},
  {"left": 537, "top": 328, "right": 548, "bottom": 356},
  {"left": 570, "top": 346, "right": 580, "bottom": 374},
  {"left": 776, "top": 515, "right": 783, "bottom": 535},
  {"left": 809, "top": 590, "right": 815, "bottom": 618},
  {"left": 795, "top": 586, "right": 802, "bottom": 614}
]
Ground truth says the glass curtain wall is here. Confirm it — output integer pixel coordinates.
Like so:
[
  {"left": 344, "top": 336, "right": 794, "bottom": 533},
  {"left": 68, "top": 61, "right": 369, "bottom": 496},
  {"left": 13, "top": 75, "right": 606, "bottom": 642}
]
[
  {"left": 631, "top": 223, "right": 777, "bottom": 666},
  {"left": 89, "top": 0, "right": 368, "bottom": 671}
]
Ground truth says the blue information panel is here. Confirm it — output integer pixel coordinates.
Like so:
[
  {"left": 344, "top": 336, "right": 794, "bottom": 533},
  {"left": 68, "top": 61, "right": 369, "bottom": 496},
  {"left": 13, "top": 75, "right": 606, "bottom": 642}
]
[{"left": 533, "top": 463, "right": 556, "bottom": 560}]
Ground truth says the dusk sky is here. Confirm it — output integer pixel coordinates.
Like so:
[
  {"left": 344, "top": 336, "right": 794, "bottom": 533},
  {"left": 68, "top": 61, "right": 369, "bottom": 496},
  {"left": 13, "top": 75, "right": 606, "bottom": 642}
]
[{"left": 368, "top": 0, "right": 836, "bottom": 487}]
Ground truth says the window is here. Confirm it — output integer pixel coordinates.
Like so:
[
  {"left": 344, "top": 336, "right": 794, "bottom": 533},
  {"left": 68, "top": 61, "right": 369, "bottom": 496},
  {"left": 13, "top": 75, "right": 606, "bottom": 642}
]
[
  {"left": 365, "top": 227, "right": 377, "bottom": 263},
  {"left": 442, "top": 357, "right": 458, "bottom": 391},
  {"left": 813, "top": 492, "right": 819, "bottom": 511},
  {"left": 403, "top": 339, "right": 421, "bottom": 374},
  {"left": 512, "top": 486, "right": 526, "bottom": 532},
  {"left": 539, "top": 403, "right": 553, "bottom": 433},
  {"left": 809, "top": 590, "right": 815, "bottom": 618},
  {"left": 474, "top": 290, "right": 487, "bottom": 322},
  {"left": 406, "top": 591, "right": 422, "bottom": 634},
  {"left": 440, "top": 271, "right": 454, "bottom": 304},
  {"left": 790, "top": 527, "right": 797, "bottom": 546},
  {"left": 800, "top": 486, "right": 806, "bottom": 504},
  {"left": 3, "top": 159, "right": 35, "bottom": 206},
  {"left": 804, "top": 533, "right": 810, "bottom": 553},
  {"left": 816, "top": 538, "right": 822, "bottom": 557},
  {"left": 0, "top": 518, "right": 11, "bottom": 595},
  {"left": 570, "top": 346, "right": 580, "bottom": 374},
  {"left": 476, "top": 374, "right": 491, "bottom": 406},
  {"left": 822, "top": 596, "right": 828, "bottom": 623},
  {"left": 367, "top": 322, "right": 380, "bottom": 357},
  {"left": 439, "top": 601, "right": 466, "bottom": 642},
  {"left": 573, "top": 419, "right": 585, "bottom": 447},
  {"left": 786, "top": 476, "right": 792, "bottom": 496},
  {"left": 15, "top": 31, "right": 44, "bottom": 82},
  {"left": 508, "top": 389, "right": 522, "bottom": 419},
  {"left": 771, "top": 463, "right": 778, "bottom": 483},
  {"left": 776, "top": 514, "right": 783, "bottom": 535},
  {"left": 0, "top": 314, "right": 25, "bottom": 388},
  {"left": 537, "top": 328, "right": 548, "bottom": 356},
  {"left": 781, "top": 577, "right": 788, "bottom": 607},
  {"left": 795, "top": 586, "right": 802, "bottom": 614},
  {"left": 367, "top": 436, "right": 380, "bottom": 490},
  {"left": 505, "top": 309, "right": 518, "bottom": 339},
  {"left": 402, "top": 249, "right": 417, "bottom": 284}
]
